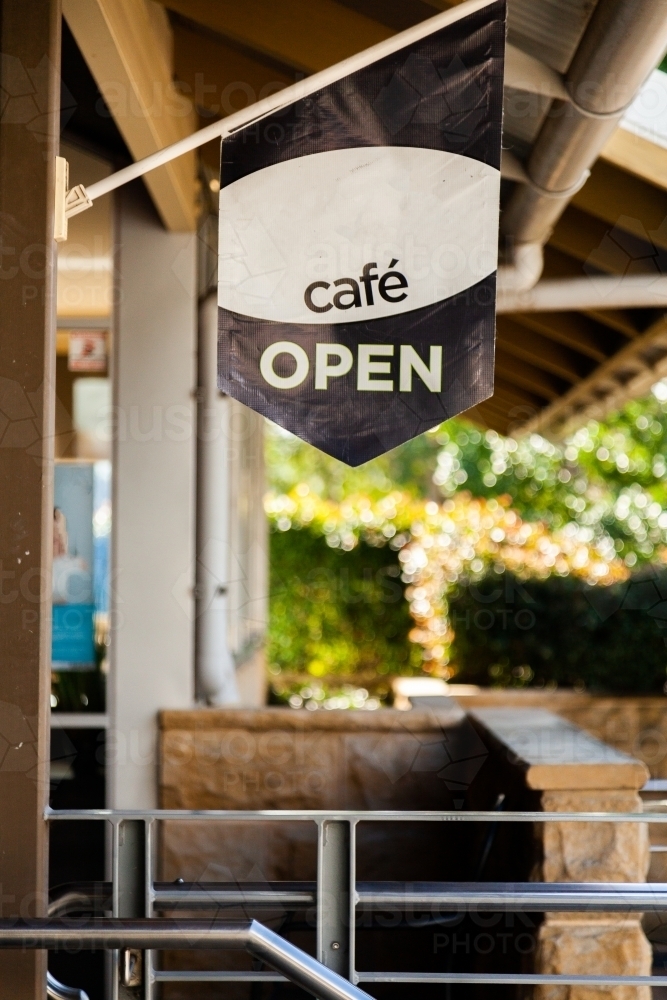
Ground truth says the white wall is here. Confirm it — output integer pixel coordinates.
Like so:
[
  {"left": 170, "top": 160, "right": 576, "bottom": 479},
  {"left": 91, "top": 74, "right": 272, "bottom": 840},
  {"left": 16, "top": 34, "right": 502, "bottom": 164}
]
[
  {"left": 227, "top": 397, "right": 268, "bottom": 706},
  {"left": 109, "top": 182, "right": 196, "bottom": 809}
]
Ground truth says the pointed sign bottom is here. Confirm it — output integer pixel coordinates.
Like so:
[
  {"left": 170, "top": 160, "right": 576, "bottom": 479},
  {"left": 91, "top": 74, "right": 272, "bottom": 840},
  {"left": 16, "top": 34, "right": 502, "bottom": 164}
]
[{"left": 219, "top": 275, "right": 495, "bottom": 466}]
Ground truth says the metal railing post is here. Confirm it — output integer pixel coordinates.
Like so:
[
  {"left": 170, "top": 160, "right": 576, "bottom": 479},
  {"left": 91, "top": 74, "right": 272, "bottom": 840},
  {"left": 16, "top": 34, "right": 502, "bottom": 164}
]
[
  {"left": 144, "top": 820, "right": 156, "bottom": 1000},
  {"left": 317, "top": 820, "right": 353, "bottom": 978},
  {"left": 116, "top": 820, "right": 147, "bottom": 998}
]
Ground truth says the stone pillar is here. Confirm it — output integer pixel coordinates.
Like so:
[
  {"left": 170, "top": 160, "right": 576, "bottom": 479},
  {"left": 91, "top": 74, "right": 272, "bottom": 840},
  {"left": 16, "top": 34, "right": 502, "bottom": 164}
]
[
  {"left": 470, "top": 708, "right": 651, "bottom": 1000},
  {"left": 536, "top": 787, "right": 650, "bottom": 1000}
]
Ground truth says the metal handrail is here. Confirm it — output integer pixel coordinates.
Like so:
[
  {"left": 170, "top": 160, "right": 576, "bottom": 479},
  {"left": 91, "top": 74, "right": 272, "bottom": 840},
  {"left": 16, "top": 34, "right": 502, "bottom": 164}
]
[
  {"left": 356, "top": 881, "right": 667, "bottom": 911},
  {"left": 23, "top": 916, "right": 667, "bottom": 990},
  {"left": 45, "top": 807, "right": 667, "bottom": 822},
  {"left": 46, "top": 971, "right": 89, "bottom": 1000},
  {"left": 2, "top": 919, "right": 371, "bottom": 1000},
  {"left": 49, "top": 878, "right": 667, "bottom": 914},
  {"left": 43, "top": 806, "right": 667, "bottom": 991}
]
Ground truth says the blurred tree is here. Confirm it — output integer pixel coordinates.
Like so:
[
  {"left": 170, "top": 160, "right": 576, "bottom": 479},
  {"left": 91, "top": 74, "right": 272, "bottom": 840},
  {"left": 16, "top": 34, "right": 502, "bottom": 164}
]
[{"left": 265, "top": 380, "right": 667, "bottom": 696}]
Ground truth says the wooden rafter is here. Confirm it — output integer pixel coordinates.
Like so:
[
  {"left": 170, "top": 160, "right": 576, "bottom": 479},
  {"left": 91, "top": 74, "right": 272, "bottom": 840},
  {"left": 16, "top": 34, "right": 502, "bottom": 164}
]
[
  {"left": 511, "top": 311, "right": 620, "bottom": 362},
  {"left": 496, "top": 318, "right": 594, "bottom": 383},
  {"left": 522, "top": 314, "right": 667, "bottom": 435},
  {"left": 495, "top": 347, "right": 567, "bottom": 400},
  {"left": 172, "top": 17, "right": 294, "bottom": 121},
  {"left": 602, "top": 126, "right": 667, "bottom": 195},
  {"left": 551, "top": 205, "right": 663, "bottom": 276},
  {"left": 582, "top": 308, "right": 644, "bottom": 339},
  {"left": 493, "top": 376, "right": 547, "bottom": 411},
  {"left": 573, "top": 160, "right": 667, "bottom": 252},
  {"left": 63, "top": 0, "right": 198, "bottom": 231},
  {"left": 541, "top": 244, "right": 588, "bottom": 279},
  {"left": 157, "top": 0, "right": 391, "bottom": 73}
]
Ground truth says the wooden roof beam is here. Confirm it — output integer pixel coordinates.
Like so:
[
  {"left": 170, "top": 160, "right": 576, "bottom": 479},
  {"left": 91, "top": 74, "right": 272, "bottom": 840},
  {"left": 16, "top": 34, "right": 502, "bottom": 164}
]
[
  {"left": 496, "top": 317, "right": 594, "bottom": 383},
  {"left": 522, "top": 314, "right": 667, "bottom": 437},
  {"left": 541, "top": 244, "right": 589, "bottom": 279},
  {"left": 494, "top": 347, "right": 567, "bottom": 400},
  {"left": 512, "top": 310, "right": 620, "bottom": 362},
  {"left": 464, "top": 402, "right": 513, "bottom": 435},
  {"left": 492, "top": 376, "right": 547, "bottom": 412},
  {"left": 582, "top": 308, "right": 644, "bottom": 339},
  {"left": 63, "top": 0, "right": 198, "bottom": 231},
  {"left": 538, "top": 246, "right": 649, "bottom": 339},
  {"left": 157, "top": 0, "right": 391, "bottom": 74},
  {"left": 602, "top": 126, "right": 667, "bottom": 195},
  {"left": 573, "top": 160, "right": 667, "bottom": 252},
  {"left": 550, "top": 204, "right": 663, "bottom": 276},
  {"left": 172, "top": 18, "right": 294, "bottom": 123}
]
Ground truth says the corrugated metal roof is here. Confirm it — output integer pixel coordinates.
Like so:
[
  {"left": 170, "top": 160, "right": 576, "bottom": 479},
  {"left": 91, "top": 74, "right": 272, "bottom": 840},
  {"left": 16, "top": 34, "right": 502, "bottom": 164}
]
[{"left": 507, "top": 0, "right": 600, "bottom": 73}]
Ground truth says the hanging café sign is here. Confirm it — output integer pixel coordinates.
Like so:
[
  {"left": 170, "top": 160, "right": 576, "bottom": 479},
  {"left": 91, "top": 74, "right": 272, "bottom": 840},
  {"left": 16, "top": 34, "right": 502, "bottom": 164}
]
[
  {"left": 217, "top": 0, "right": 505, "bottom": 466},
  {"left": 54, "top": 0, "right": 505, "bottom": 467}
]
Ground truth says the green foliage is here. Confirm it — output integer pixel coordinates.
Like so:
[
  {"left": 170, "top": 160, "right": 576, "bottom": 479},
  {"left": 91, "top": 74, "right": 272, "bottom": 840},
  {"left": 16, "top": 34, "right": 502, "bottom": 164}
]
[
  {"left": 266, "top": 422, "right": 441, "bottom": 501},
  {"left": 268, "top": 525, "right": 421, "bottom": 694},
  {"left": 432, "top": 384, "right": 667, "bottom": 565},
  {"left": 449, "top": 569, "right": 667, "bottom": 693},
  {"left": 265, "top": 379, "right": 667, "bottom": 695}
]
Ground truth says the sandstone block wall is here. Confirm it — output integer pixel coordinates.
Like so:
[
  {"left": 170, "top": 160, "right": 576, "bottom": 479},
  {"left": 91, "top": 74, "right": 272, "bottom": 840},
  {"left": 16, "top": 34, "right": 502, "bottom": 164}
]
[{"left": 159, "top": 705, "right": 489, "bottom": 883}]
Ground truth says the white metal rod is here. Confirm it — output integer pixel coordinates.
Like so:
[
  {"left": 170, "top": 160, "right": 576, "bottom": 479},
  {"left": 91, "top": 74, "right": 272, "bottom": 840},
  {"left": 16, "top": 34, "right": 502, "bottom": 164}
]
[
  {"left": 85, "top": 0, "right": 498, "bottom": 203},
  {"left": 497, "top": 275, "right": 667, "bottom": 313}
]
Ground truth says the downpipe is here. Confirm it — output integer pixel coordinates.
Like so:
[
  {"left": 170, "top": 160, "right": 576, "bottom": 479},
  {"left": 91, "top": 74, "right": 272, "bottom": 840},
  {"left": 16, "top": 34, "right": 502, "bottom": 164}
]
[
  {"left": 496, "top": 241, "right": 544, "bottom": 294},
  {"left": 195, "top": 293, "right": 239, "bottom": 705}
]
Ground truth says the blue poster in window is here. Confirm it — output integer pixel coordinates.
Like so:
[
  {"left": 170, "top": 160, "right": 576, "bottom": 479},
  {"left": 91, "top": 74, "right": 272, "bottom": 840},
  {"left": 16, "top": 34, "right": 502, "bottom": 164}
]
[{"left": 52, "top": 462, "right": 95, "bottom": 670}]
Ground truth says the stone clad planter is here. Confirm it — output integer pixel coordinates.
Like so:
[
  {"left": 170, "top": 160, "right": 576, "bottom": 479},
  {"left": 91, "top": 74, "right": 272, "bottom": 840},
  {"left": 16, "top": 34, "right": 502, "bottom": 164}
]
[
  {"left": 159, "top": 705, "right": 488, "bottom": 881},
  {"left": 158, "top": 703, "right": 651, "bottom": 1000}
]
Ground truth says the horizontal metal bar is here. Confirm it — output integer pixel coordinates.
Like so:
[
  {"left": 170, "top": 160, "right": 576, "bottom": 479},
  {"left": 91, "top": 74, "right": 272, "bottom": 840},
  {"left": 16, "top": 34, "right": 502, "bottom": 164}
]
[
  {"left": 154, "top": 881, "right": 315, "bottom": 908},
  {"left": 0, "top": 919, "right": 372, "bottom": 1000},
  {"left": 50, "top": 713, "right": 109, "bottom": 730},
  {"left": 357, "top": 882, "right": 667, "bottom": 912},
  {"left": 45, "top": 808, "right": 667, "bottom": 823},
  {"left": 152, "top": 880, "right": 667, "bottom": 913},
  {"left": 358, "top": 973, "right": 667, "bottom": 986},
  {"left": 0, "top": 918, "right": 249, "bottom": 950},
  {"left": 82, "top": 965, "right": 667, "bottom": 988},
  {"left": 153, "top": 971, "right": 287, "bottom": 982}
]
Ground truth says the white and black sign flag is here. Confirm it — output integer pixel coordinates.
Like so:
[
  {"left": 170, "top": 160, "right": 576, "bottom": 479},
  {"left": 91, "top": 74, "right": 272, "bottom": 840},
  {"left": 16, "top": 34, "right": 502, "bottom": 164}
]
[{"left": 218, "top": 0, "right": 505, "bottom": 466}]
